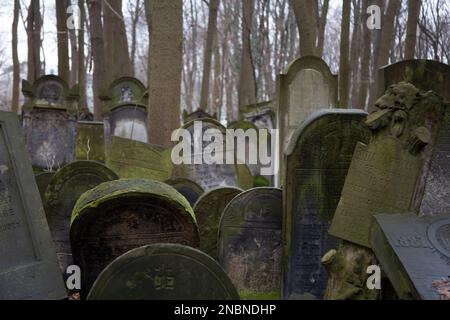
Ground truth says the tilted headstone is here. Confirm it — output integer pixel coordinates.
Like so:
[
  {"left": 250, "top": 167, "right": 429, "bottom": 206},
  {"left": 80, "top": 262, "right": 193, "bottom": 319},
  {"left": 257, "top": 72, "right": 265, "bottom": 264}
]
[
  {"left": 21, "top": 75, "right": 79, "bottom": 170},
  {"left": 282, "top": 110, "right": 371, "bottom": 300},
  {"left": 378, "top": 60, "right": 450, "bottom": 216},
  {"left": 0, "top": 111, "right": 66, "bottom": 299},
  {"left": 371, "top": 213, "right": 450, "bottom": 300},
  {"left": 240, "top": 101, "right": 276, "bottom": 130},
  {"left": 106, "top": 136, "right": 172, "bottom": 181},
  {"left": 100, "top": 77, "right": 149, "bottom": 143},
  {"left": 70, "top": 179, "right": 199, "bottom": 295},
  {"left": 76, "top": 121, "right": 106, "bottom": 162},
  {"left": 35, "top": 171, "right": 55, "bottom": 201},
  {"left": 87, "top": 244, "right": 240, "bottom": 300},
  {"left": 329, "top": 82, "right": 446, "bottom": 248},
  {"left": 44, "top": 161, "right": 119, "bottom": 272},
  {"left": 164, "top": 177, "right": 205, "bottom": 207},
  {"left": 193, "top": 187, "right": 242, "bottom": 260},
  {"left": 218, "top": 187, "right": 282, "bottom": 299}
]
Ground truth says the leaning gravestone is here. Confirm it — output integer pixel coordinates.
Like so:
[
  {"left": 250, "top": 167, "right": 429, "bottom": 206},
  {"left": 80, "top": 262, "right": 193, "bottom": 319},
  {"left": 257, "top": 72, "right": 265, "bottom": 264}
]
[
  {"left": 324, "top": 82, "right": 446, "bottom": 300},
  {"left": 371, "top": 213, "right": 450, "bottom": 300},
  {"left": 70, "top": 179, "right": 199, "bottom": 296},
  {"left": 164, "top": 177, "right": 205, "bottom": 207},
  {"left": 44, "top": 161, "right": 119, "bottom": 272},
  {"left": 100, "top": 77, "right": 149, "bottom": 143},
  {"left": 0, "top": 111, "right": 66, "bottom": 299},
  {"left": 282, "top": 109, "right": 371, "bottom": 300},
  {"left": 106, "top": 136, "right": 172, "bottom": 181},
  {"left": 218, "top": 187, "right": 282, "bottom": 299},
  {"left": 378, "top": 60, "right": 450, "bottom": 216},
  {"left": 35, "top": 171, "right": 55, "bottom": 201},
  {"left": 194, "top": 187, "right": 242, "bottom": 260},
  {"left": 87, "top": 244, "right": 240, "bottom": 300},
  {"left": 21, "top": 75, "right": 79, "bottom": 170},
  {"left": 76, "top": 121, "right": 106, "bottom": 162}
]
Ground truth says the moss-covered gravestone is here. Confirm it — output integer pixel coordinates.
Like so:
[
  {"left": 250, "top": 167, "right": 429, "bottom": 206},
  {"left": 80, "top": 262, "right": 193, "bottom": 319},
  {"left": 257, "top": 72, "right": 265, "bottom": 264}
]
[
  {"left": 35, "top": 171, "right": 55, "bottom": 201},
  {"left": 76, "top": 121, "right": 105, "bottom": 162},
  {"left": 164, "top": 177, "right": 205, "bottom": 207},
  {"left": 218, "top": 187, "right": 282, "bottom": 299},
  {"left": 101, "top": 77, "right": 149, "bottom": 143},
  {"left": 87, "top": 244, "right": 240, "bottom": 300},
  {"left": 70, "top": 179, "right": 199, "bottom": 296},
  {"left": 282, "top": 110, "right": 371, "bottom": 300},
  {"left": 44, "top": 161, "right": 119, "bottom": 272},
  {"left": 106, "top": 136, "right": 172, "bottom": 181},
  {"left": 325, "top": 82, "right": 446, "bottom": 300},
  {"left": 240, "top": 101, "right": 275, "bottom": 130},
  {"left": 0, "top": 111, "right": 66, "bottom": 299},
  {"left": 193, "top": 187, "right": 242, "bottom": 260},
  {"left": 21, "top": 75, "right": 79, "bottom": 171},
  {"left": 182, "top": 109, "right": 216, "bottom": 124},
  {"left": 371, "top": 213, "right": 450, "bottom": 300}
]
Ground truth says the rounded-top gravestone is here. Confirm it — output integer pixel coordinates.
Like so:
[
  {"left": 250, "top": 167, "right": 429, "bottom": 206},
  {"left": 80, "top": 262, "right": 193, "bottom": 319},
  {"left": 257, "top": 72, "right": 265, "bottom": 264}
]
[
  {"left": 70, "top": 179, "right": 199, "bottom": 296},
  {"left": 87, "top": 244, "right": 240, "bottom": 300},
  {"left": 164, "top": 177, "right": 205, "bottom": 207},
  {"left": 193, "top": 187, "right": 242, "bottom": 259},
  {"left": 35, "top": 171, "right": 55, "bottom": 201},
  {"left": 44, "top": 161, "right": 119, "bottom": 272}
]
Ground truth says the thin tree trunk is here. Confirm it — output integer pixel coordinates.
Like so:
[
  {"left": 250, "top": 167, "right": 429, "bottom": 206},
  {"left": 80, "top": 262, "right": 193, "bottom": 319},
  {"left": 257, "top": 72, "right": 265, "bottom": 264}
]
[
  {"left": 405, "top": 0, "right": 421, "bottom": 59},
  {"left": 27, "top": 0, "right": 42, "bottom": 82},
  {"left": 78, "top": 0, "right": 88, "bottom": 113},
  {"left": 339, "top": 0, "right": 351, "bottom": 107},
  {"left": 56, "top": 0, "right": 70, "bottom": 83},
  {"left": 317, "top": 0, "right": 329, "bottom": 56},
  {"left": 12, "top": 0, "right": 20, "bottom": 113},
  {"left": 146, "top": 0, "right": 183, "bottom": 148},
  {"left": 358, "top": 0, "right": 372, "bottom": 110},
  {"left": 350, "top": 0, "right": 362, "bottom": 108},
  {"left": 130, "top": 0, "right": 142, "bottom": 74},
  {"left": 291, "top": 0, "right": 317, "bottom": 57}
]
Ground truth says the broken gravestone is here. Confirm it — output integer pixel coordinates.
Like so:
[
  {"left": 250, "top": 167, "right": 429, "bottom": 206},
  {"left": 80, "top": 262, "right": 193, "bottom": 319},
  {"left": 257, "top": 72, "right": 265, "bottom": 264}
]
[
  {"left": 44, "top": 161, "right": 119, "bottom": 273},
  {"left": 76, "top": 121, "right": 106, "bottom": 162},
  {"left": 100, "top": 77, "right": 149, "bottom": 143},
  {"left": 193, "top": 186, "right": 243, "bottom": 260},
  {"left": 324, "top": 82, "right": 446, "bottom": 300},
  {"left": 218, "top": 187, "right": 282, "bottom": 299},
  {"left": 21, "top": 75, "right": 79, "bottom": 170},
  {"left": 164, "top": 177, "right": 205, "bottom": 207},
  {"left": 282, "top": 109, "right": 371, "bottom": 300},
  {"left": 87, "top": 244, "right": 240, "bottom": 300},
  {"left": 0, "top": 110, "right": 66, "bottom": 299},
  {"left": 70, "top": 179, "right": 199, "bottom": 296},
  {"left": 371, "top": 213, "right": 450, "bottom": 300}
]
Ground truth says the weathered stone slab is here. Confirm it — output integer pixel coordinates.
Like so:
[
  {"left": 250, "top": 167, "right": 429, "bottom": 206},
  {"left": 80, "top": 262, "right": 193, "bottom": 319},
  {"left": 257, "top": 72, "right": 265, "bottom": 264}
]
[
  {"left": 282, "top": 109, "right": 371, "bottom": 300},
  {"left": 371, "top": 213, "right": 450, "bottom": 300},
  {"left": 164, "top": 177, "right": 205, "bottom": 207},
  {"left": 35, "top": 171, "right": 55, "bottom": 201},
  {"left": 106, "top": 136, "right": 172, "bottom": 181},
  {"left": 76, "top": 121, "right": 106, "bottom": 162},
  {"left": 194, "top": 187, "right": 242, "bottom": 259},
  {"left": 218, "top": 187, "right": 282, "bottom": 299},
  {"left": 44, "top": 161, "right": 119, "bottom": 272},
  {"left": 70, "top": 179, "right": 199, "bottom": 295},
  {"left": 0, "top": 110, "right": 66, "bottom": 300},
  {"left": 87, "top": 244, "right": 240, "bottom": 300}
]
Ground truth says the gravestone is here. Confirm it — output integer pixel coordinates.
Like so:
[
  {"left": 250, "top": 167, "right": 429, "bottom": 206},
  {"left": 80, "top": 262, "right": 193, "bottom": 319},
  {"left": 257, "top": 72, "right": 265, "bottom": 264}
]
[
  {"left": 240, "top": 101, "right": 275, "bottom": 130},
  {"left": 218, "top": 187, "right": 282, "bottom": 299},
  {"left": 44, "top": 161, "right": 119, "bottom": 272},
  {"left": 70, "top": 179, "right": 199, "bottom": 295},
  {"left": 371, "top": 213, "right": 450, "bottom": 300},
  {"left": 282, "top": 110, "right": 371, "bottom": 300},
  {"left": 172, "top": 119, "right": 239, "bottom": 190},
  {"left": 76, "top": 121, "right": 106, "bottom": 162},
  {"left": 183, "top": 109, "right": 216, "bottom": 124},
  {"left": 193, "top": 187, "right": 242, "bottom": 259},
  {"left": 87, "top": 244, "right": 240, "bottom": 300},
  {"left": 0, "top": 111, "right": 66, "bottom": 299},
  {"left": 21, "top": 75, "right": 79, "bottom": 170},
  {"left": 164, "top": 177, "right": 205, "bottom": 207},
  {"left": 106, "top": 136, "right": 172, "bottom": 181},
  {"left": 378, "top": 60, "right": 450, "bottom": 216},
  {"left": 35, "top": 171, "right": 55, "bottom": 201},
  {"left": 101, "top": 77, "right": 149, "bottom": 143}
]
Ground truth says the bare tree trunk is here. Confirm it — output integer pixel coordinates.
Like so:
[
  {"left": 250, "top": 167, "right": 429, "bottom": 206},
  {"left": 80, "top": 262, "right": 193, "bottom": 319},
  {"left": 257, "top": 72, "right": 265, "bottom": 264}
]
[
  {"left": 317, "top": 0, "right": 330, "bottom": 57},
  {"left": 87, "top": 0, "right": 106, "bottom": 120},
  {"left": 405, "top": 0, "right": 421, "bottom": 59},
  {"left": 199, "top": 0, "right": 219, "bottom": 111},
  {"left": 78, "top": 0, "right": 88, "bottom": 113},
  {"left": 358, "top": 0, "right": 372, "bottom": 110},
  {"left": 12, "top": 0, "right": 20, "bottom": 113},
  {"left": 129, "top": 0, "right": 142, "bottom": 74},
  {"left": 103, "top": 0, "right": 132, "bottom": 83},
  {"left": 212, "top": 37, "right": 222, "bottom": 116},
  {"left": 291, "top": 0, "right": 317, "bottom": 56},
  {"left": 339, "top": 0, "right": 351, "bottom": 107},
  {"left": 350, "top": 0, "right": 362, "bottom": 108},
  {"left": 146, "top": 0, "right": 183, "bottom": 148},
  {"left": 27, "top": 0, "right": 42, "bottom": 82},
  {"left": 56, "top": 0, "right": 70, "bottom": 83},
  {"left": 238, "top": 0, "right": 257, "bottom": 108}
]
